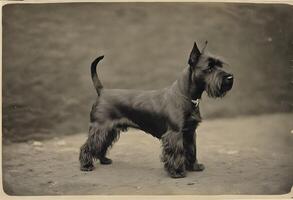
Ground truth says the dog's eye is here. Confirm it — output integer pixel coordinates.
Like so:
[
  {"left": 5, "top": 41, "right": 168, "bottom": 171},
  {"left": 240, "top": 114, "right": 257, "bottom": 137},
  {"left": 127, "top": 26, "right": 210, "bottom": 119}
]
[{"left": 206, "top": 67, "right": 214, "bottom": 73}]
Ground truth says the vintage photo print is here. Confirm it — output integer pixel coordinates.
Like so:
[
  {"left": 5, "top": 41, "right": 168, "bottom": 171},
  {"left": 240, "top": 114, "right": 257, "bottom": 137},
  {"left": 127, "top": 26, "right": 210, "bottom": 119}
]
[{"left": 2, "top": 1, "right": 293, "bottom": 196}]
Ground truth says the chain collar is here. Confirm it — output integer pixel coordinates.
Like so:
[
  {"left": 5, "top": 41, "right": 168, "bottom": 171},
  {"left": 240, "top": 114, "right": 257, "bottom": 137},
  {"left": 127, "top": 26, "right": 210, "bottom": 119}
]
[
  {"left": 175, "top": 82, "right": 201, "bottom": 108},
  {"left": 191, "top": 99, "right": 200, "bottom": 107},
  {"left": 175, "top": 91, "right": 201, "bottom": 108}
]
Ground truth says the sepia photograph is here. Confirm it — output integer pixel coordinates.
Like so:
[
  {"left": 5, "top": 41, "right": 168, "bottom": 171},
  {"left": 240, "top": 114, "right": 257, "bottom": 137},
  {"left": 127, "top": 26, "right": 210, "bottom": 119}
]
[{"left": 2, "top": 1, "right": 293, "bottom": 196}]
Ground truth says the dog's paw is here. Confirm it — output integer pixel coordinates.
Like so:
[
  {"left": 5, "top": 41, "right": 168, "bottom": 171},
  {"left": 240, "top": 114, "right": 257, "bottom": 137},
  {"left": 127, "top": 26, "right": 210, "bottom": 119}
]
[
  {"left": 169, "top": 171, "right": 186, "bottom": 178},
  {"left": 100, "top": 157, "right": 112, "bottom": 165},
  {"left": 80, "top": 164, "right": 95, "bottom": 171},
  {"left": 187, "top": 163, "right": 205, "bottom": 171},
  {"left": 193, "top": 163, "right": 205, "bottom": 171}
]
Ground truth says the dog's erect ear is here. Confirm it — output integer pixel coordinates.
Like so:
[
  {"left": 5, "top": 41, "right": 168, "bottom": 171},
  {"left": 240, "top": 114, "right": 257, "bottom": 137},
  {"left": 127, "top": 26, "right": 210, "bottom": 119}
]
[
  {"left": 201, "top": 40, "right": 208, "bottom": 54},
  {"left": 188, "top": 42, "right": 201, "bottom": 67}
]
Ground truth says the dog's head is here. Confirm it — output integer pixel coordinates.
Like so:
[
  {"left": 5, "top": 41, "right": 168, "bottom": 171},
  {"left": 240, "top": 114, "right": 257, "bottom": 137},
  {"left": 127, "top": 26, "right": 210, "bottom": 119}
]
[{"left": 188, "top": 41, "right": 233, "bottom": 98}]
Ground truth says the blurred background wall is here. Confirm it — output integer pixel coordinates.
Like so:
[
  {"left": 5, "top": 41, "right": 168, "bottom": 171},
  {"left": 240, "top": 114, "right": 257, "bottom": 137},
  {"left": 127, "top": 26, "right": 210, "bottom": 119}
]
[{"left": 2, "top": 3, "right": 293, "bottom": 142}]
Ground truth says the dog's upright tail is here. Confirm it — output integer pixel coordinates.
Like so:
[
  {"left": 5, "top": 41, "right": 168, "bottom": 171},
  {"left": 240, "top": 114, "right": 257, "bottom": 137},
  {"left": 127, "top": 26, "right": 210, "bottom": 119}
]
[{"left": 91, "top": 55, "right": 104, "bottom": 96}]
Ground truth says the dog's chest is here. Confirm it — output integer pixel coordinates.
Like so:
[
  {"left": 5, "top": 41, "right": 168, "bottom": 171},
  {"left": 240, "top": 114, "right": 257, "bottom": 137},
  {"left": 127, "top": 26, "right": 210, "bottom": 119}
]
[{"left": 182, "top": 106, "right": 201, "bottom": 133}]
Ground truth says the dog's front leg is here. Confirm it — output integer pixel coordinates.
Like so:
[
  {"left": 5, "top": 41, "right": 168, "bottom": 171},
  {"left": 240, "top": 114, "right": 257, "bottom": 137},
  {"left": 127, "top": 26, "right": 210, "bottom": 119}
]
[
  {"left": 184, "top": 131, "right": 205, "bottom": 171},
  {"left": 161, "top": 130, "right": 186, "bottom": 178}
]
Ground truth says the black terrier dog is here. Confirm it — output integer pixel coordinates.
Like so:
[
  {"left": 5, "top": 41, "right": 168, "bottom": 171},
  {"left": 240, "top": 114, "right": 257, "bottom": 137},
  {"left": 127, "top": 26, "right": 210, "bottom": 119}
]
[{"left": 79, "top": 41, "right": 233, "bottom": 178}]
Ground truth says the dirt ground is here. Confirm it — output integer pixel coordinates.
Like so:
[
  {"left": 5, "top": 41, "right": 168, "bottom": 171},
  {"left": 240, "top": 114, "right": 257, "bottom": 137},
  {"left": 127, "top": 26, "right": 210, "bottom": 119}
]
[{"left": 2, "top": 113, "right": 293, "bottom": 196}]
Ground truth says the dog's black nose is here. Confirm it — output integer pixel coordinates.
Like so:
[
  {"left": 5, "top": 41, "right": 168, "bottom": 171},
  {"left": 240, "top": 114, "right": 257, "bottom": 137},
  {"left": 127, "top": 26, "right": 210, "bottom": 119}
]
[
  {"left": 226, "top": 75, "right": 233, "bottom": 81},
  {"left": 224, "top": 74, "right": 233, "bottom": 84},
  {"left": 222, "top": 74, "right": 233, "bottom": 91}
]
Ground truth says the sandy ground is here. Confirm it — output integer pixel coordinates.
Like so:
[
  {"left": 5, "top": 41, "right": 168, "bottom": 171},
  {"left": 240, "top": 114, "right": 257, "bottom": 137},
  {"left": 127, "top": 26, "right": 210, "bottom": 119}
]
[{"left": 2, "top": 113, "right": 293, "bottom": 196}]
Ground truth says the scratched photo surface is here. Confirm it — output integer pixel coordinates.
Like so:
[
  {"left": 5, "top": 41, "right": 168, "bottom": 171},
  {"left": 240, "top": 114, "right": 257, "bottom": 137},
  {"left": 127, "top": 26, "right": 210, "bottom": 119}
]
[{"left": 2, "top": 2, "right": 293, "bottom": 195}]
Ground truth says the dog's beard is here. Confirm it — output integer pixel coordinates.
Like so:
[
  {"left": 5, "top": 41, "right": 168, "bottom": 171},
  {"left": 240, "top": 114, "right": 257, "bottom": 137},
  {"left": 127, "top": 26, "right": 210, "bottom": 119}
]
[
  {"left": 205, "top": 73, "right": 227, "bottom": 98},
  {"left": 205, "top": 83, "right": 227, "bottom": 98}
]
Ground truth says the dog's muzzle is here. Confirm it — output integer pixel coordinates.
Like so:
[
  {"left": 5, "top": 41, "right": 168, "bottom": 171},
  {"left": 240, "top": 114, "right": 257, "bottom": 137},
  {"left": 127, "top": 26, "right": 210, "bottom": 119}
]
[{"left": 221, "top": 74, "right": 233, "bottom": 92}]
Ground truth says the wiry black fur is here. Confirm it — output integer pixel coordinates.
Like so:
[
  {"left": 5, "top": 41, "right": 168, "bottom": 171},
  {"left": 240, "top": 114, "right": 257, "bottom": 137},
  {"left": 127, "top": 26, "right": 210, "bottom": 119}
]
[{"left": 79, "top": 41, "right": 233, "bottom": 178}]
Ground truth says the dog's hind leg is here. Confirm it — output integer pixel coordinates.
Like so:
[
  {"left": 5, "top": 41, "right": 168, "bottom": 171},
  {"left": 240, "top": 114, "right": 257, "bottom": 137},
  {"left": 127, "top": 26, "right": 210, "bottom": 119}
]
[
  {"left": 79, "top": 123, "right": 119, "bottom": 171},
  {"left": 79, "top": 123, "right": 100, "bottom": 171},
  {"left": 161, "top": 130, "right": 186, "bottom": 178},
  {"left": 98, "top": 128, "right": 120, "bottom": 165},
  {"left": 183, "top": 131, "right": 205, "bottom": 171},
  {"left": 79, "top": 140, "right": 95, "bottom": 171}
]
